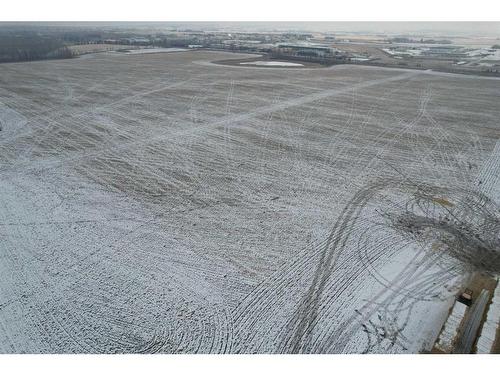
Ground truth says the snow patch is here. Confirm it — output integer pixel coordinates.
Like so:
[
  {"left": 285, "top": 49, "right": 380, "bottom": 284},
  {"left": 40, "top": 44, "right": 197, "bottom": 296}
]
[
  {"left": 240, "top": 61, "right": 304, "bottom": 67},
  {"left": 117, "top": 48, "right": 189, "bottom": 55}
]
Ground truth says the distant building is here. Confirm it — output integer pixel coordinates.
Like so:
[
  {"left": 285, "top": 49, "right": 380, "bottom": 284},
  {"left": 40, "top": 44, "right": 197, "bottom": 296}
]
[
  {"left": 276, "top": 43, "right": 338, "bottom": 58},
  {"left": 271, "top": 43, "right": 348, "bottom": 64},
  {"left": 421, "top": 46, "right": 469, "bottom": 58},
  {"left": 124, "top": 37, "right": 151, "bottom": 45}
]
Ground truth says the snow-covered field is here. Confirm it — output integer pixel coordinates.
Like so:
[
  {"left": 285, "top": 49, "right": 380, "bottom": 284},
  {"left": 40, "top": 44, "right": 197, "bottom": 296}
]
[{"left": 0, "top": 50, "right": 499, "bottom": 353}]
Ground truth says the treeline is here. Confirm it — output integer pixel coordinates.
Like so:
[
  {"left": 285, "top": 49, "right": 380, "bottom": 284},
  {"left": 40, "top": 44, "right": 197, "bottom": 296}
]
[{"left": 0, "top": 32, "right": 74, "bottom": 63}]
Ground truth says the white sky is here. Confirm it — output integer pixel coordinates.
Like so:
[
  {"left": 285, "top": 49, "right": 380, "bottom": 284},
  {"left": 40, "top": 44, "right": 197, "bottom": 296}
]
[{"left": 2, "top": 0, "right": 500, "bottom": 22}]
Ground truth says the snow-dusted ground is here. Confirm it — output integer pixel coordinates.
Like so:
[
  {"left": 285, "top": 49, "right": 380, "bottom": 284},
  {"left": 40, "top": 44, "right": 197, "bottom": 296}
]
[{"left": 0, "top": 51, "right": 499, "bottom": 353}]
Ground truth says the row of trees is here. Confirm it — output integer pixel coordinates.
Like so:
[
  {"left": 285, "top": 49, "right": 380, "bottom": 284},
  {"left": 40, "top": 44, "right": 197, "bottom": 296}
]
[{"left": 0, "top": 32, "right": 74, "bottom": 63}]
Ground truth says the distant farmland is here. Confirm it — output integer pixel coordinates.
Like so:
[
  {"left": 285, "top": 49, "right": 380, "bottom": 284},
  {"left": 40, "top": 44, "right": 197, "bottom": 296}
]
[{"left": 0, "top": 50, "right": 499, "bottom": 353}]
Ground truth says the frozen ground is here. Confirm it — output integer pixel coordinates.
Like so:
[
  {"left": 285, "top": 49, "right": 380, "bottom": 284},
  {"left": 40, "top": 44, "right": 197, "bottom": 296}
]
[{"left": 0, "top": 50, "right": 499, "bottom": 353}]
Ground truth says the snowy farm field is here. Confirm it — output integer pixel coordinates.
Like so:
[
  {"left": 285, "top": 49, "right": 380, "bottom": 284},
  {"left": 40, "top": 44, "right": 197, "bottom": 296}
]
[{"left": 0, "top": 50, "right": 499, "bottom": 353}]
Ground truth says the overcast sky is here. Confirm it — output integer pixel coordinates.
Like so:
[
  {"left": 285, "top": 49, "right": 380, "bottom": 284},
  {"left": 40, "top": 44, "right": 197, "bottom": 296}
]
[{"left": 4, "top": 22, "right": 499, "bottom": 37}]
